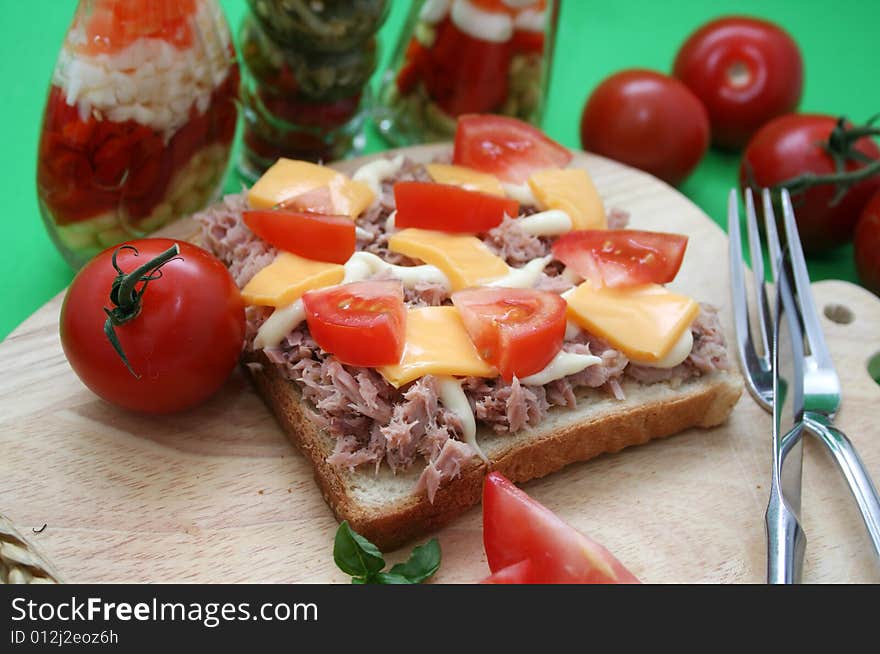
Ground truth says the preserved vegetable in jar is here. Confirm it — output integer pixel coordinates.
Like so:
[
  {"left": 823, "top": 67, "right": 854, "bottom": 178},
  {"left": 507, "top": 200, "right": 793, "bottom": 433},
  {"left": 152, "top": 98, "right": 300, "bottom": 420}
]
[
  {"left": 238, "top": 0, "right": 388, "bottom": 181},
  {"left": 36, "top": 0, "right": 239, "bottom": 268},
  {"left": 375, "top": 0, "right": 558, "bottom": 145}
]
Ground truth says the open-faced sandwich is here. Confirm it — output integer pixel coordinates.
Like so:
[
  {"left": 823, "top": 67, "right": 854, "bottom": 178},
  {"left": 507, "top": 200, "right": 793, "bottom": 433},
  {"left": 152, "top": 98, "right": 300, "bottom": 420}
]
[{"left": 196, "top": 114, "right": 743, "bottom": 550}]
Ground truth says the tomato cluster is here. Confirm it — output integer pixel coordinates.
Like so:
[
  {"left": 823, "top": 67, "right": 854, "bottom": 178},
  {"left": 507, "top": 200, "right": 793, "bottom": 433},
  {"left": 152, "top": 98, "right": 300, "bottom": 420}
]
[
  {"left": 578, "top": 15, "right": 880, "bottom": 292},
  {"left": 580, "top": 16, "right": 802, "bottom": 186}
]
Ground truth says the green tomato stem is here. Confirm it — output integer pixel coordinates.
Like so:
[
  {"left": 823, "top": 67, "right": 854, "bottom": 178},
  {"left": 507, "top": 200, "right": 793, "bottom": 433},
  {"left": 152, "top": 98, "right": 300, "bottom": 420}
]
[
  {"left": 103, "top": 243, "right": 181, "bottom": 378},
  {"left": 775, "top": 115, "right": 880, "bottom": 206},
  {"left": 775, "top": 157, "right": 880, "bottom": 196}
]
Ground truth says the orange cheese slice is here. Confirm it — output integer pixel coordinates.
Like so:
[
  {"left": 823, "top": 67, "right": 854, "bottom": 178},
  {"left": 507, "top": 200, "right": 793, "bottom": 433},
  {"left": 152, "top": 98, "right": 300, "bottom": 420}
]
[
  {"left": 565, "top": 281, "right": 699, "bottom": 363},
  {"left": 425, "top": 163, "right": 506, "bottom": 197},
  {"left": 388, "top": 228, "right": 509, "bottom": 291},
  {"left": 379, "top": 306, "right": 496, "bottom": 387},
  {"left": 528, "top": 168, "right": 606, "bottom": 230},
  {"left": 247, "top": 158, "right": 375, "bottom": 218},
  {"left": 241, "top": 252, "right": 344, "bottom": 307}
]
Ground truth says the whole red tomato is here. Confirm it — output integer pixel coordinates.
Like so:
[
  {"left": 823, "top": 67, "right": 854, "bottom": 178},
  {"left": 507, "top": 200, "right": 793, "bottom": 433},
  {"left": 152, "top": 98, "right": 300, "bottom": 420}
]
[
  {"left": 579, "top": 69, "right": 710, "bottom": 186},
  {"left": 60, "top": 238, "right": 246, "bottom": 414},
  {"left": 740, "top": 114, "right": 880, "bottom": 253},
  {"left": 855, "top": 190, "right": 880, "bottom": 296},
  {"left": 673, "top": 16, "right": 803, "bottom": 150}
]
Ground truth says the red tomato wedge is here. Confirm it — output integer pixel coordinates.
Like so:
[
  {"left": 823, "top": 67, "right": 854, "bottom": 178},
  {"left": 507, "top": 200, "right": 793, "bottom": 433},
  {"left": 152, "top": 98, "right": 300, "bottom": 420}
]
[
  {"left": 483, "top": 472, "right": 640, "bottom": 584},
  {"left": 243, "top": 210, "right": 355, "bottom": 264},
  {"left": 451, "top": 287, "right": 565, "bottom": 382},
  {"left": 552, "top": 230, "right": 688, "bottom": 287},
  {"left": 453, "top": 114, "right": 573, "bottom": 184},
  {"left": 480, "top": 559, "right": 537, "bottom": 584},
  {"left": 393, "top": 182, "right": 519, "bottom": 233},
  {"left": 302, "top": 281, "right": 406, "bottom": 368}
]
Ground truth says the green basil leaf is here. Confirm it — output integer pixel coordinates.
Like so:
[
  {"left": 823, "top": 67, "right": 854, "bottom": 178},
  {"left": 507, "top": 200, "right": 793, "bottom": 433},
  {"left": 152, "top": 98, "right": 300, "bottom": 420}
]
[
  {"left": 374, "top": 572, "right": 415, "bottom": 585},
  {"left": 351, "top": 577, "right": 367, "bottom": 585},
  {"left": 334, "top": 521, "right": 385, "bottom": 577},
  {"left": 387, "top": 538, "right": 441, "bottom": 583}
]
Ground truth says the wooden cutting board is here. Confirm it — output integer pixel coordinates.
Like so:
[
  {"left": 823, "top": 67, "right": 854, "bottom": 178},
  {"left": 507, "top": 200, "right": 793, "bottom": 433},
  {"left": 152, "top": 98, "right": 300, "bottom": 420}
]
[{"left": 2, "top": 146, "right": 879, "bottom": 584}]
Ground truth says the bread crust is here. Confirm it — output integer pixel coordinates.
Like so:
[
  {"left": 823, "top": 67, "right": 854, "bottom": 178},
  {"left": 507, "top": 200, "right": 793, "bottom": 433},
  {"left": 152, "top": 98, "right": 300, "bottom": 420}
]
[{"left": 244, "top": 349, "right": 743, "bottom": 551}]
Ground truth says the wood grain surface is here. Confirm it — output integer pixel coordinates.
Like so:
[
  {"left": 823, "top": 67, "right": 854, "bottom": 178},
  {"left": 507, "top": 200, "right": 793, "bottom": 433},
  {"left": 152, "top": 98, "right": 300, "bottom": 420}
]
[{"left": 1, "top": 147, "right": 879, "bottom": 584}]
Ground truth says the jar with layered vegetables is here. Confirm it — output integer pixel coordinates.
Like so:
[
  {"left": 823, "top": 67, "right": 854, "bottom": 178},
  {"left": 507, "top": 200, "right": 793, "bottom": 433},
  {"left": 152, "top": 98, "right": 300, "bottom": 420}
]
[
  {"left": 237, "top": 0, "right": 389, "bottom": 181},
  {"left": 375, "top": 0, "right": 559, "bottom": 145},
  {"left": 36, "top": 0, "right": 239, "bottom": 268}
]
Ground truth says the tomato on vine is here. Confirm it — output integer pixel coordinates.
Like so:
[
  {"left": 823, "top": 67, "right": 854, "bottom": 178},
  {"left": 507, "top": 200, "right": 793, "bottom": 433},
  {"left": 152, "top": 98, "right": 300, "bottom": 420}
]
[
  {"left": 60, "top": 239, "right": 246, "bottom": 414},
  {"left": 855, "top": 190, "right": 880, "bottom": 296},
  {"left": 740, "top": 114, "right": 880, "bottom": 253}
]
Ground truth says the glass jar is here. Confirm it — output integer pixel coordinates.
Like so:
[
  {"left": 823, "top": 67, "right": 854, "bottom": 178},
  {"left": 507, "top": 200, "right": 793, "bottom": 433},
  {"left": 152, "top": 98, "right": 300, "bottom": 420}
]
[
  {"left": 375, "top": 0, "right": 559, "bottom": 146},
  {"left": 36, "top": 0, "right": 239, "bottom": 269},
  {"left": 237, "top": 0, "right": 389, "bottom": 182}
]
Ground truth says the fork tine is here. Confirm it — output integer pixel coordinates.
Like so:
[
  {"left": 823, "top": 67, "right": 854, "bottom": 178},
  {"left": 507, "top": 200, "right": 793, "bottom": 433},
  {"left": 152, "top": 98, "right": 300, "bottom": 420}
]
[
  {"left": 779, "top": 189, "right": 834, "bottom": 368},
  {"left": 729, "top": 188, "right": 769, "bottom": 407},
  {"left": 761, "top": 188, "right": 783, "bottom": 282},
  {"left": 745, "top": 188, "right": 773, "bottom": 360},
  {"left": 728, "top": 189, "right": 751, "bottom": 352}
]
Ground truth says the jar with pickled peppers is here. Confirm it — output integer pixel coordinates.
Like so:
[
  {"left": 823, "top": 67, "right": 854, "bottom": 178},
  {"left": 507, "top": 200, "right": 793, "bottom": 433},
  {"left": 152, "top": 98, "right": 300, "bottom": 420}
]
[
  {"left": 36, "top": 0, "right": 239, "bottom": 269},
  {"left": 375, "top": 0, "right": 558, "bottom": 145},
  {"left": 237, "top": 0, "right": 389, "bottom": 181}
]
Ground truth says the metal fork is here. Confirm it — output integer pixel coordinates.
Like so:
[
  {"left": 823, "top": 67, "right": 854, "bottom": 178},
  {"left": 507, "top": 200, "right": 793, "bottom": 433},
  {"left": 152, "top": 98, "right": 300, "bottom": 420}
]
[{"left": 728, "top": 186, "right": 880, "bottom": 568}]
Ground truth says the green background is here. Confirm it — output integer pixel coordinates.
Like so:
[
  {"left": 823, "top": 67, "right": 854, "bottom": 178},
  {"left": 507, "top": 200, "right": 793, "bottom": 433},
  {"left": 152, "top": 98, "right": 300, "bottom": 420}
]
[{"left": 2, "top": 0, "right": 878, "bottom": 339}]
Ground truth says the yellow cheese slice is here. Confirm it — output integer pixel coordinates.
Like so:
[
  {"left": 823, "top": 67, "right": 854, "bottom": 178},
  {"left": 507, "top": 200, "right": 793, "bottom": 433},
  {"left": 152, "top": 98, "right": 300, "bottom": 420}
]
[
  {"left": 379, "top": 306, "right": 496, "bottom": 387},
  {"left": 247, "top": 158, "right": 375, "bottom": 218},
  {"left": 388, "top": 228, "right": 509, "bottom": 291},
  {"left": 241, "top": 252, "right": 345, "bottom": 307},
  {"left": 328, "top": 174, "right": 376, "bottom": 219},
  {"left": 528, "top": 168, "right": 607, "bottom": 230},
  {"left": 425, "top": 163, "right": 506, "bottom": 197},
  {"left": 565, "top": 281, "right": 699, "bottom": 363}
]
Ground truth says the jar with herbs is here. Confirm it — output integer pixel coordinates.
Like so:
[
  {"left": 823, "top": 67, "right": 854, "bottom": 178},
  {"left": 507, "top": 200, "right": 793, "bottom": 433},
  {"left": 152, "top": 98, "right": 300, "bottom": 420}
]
[
  {"left": 375, "top": 0, "right": 559, "bottom": 146},
  {"left": 238, "top": 0, "right": 389, "bottom": 181},
  {"left": 36, "top": 0, "right": 239, "bottom": 269}
]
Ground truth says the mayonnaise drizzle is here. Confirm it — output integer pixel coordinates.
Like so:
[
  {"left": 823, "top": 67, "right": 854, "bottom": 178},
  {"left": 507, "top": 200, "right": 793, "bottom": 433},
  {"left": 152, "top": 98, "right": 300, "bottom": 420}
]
[
  {"left": 520, "top": 350, "right": 603, "bottom": 386},
  {"left": 352, "top": 155, "right": 404, "bottom": 197},
  {"left": 254, "top": 299, "right": 306, "bottom": 350},
  {"left": 488, "top": 255, "right": 552, "bottom": 289},
  {"left": 437, "top": 375, "right": 486, "bottom": 463},
  {"left": 343, "top": 251, "right": 450, "bottom": 287},
  {"left": 630, "top": 328, "right": 693, "bottom": 369},
  {"left": 517, "top": 210, "right": 572, "bottom": 236},
  {"left": 502, "top": 181, "right": 538, "bottom": 205}
]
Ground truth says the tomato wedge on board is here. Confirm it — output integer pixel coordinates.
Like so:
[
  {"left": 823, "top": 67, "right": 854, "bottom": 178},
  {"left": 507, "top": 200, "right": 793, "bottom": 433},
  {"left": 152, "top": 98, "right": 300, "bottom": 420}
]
[
  {"left": 302, "top": 281, "right": 406, "bottom": 368},
  {"left": 451, "top": 287, "right": 565, "bottom": 382},
  {"left": 552, "top": 230, "right": 688, "bottom": 287},
  {"left": 393, "top": 181, "right": 519, "bottom": 233},
  {"left": 453, "top": 114, "right": 573, "bottom": 184},
  {"left": 483, "top": 472, "right": 640, "bottom": 584},
  {"left": 243, "top": 210, "right": 355, "bottom": 264},
  {"left": 480, "top": 559, "right": 537, "bottom": 584}
]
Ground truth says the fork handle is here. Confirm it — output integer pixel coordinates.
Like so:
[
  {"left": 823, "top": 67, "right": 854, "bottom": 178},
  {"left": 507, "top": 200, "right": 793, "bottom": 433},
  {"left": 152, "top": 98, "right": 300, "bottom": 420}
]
[
  {"left": 806, "top": 413, "right": 880, "bottom": 561},
  {"left": 766, "top": 483, "right": 807, "bottom": 584}
]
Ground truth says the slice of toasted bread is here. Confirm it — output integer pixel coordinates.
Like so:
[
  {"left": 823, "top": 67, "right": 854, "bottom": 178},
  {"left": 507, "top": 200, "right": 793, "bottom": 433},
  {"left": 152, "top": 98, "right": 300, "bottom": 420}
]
[{"left": 245, "top": 349, "right": 743, "bottom": 551}]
